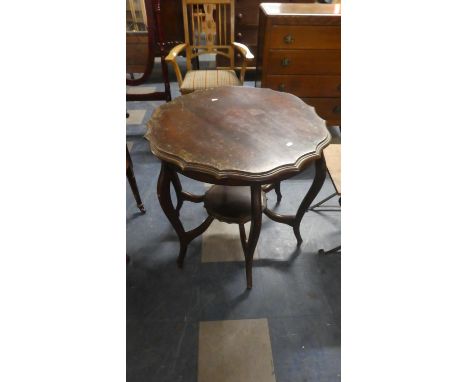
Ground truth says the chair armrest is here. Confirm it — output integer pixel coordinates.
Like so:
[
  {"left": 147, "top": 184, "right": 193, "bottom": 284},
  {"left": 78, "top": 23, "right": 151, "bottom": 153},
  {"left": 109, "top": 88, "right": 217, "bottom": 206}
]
[
  {"left": 232, "top": 42, "right": 254, "bottom": 85},
  {"left": 165, "top": 43, "right": 187, "bottom": 87},
  {"left": 165, "top": 43, "right": 187, "bottom": 62},
  {"left": 232, "top": 42, "right": 254, "bottom": 61}
]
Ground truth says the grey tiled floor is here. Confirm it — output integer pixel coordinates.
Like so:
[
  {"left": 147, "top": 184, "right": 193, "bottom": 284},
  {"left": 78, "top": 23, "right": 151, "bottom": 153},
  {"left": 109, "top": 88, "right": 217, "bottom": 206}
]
[{"left": 127, "top": 79, "right": 341, "bottom": 382}]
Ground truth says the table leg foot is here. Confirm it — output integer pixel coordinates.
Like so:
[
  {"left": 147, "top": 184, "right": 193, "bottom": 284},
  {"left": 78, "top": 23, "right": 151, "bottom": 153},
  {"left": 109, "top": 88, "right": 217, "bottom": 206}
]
[
  {"left": 239, "top": 185, "right": 263, "bottom": 289},
  {"left": 293, "top": 224, "right": 303, "bottom": 246}
]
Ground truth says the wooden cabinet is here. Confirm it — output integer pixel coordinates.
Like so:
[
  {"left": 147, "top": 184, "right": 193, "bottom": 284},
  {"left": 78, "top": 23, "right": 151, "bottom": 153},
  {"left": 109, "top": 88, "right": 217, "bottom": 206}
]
[
  {"left": 217, "top": 0, "right": 318, "bottom": 69},
  {"left": 256, "top": 3, "right": 341, "bottom": 125}
]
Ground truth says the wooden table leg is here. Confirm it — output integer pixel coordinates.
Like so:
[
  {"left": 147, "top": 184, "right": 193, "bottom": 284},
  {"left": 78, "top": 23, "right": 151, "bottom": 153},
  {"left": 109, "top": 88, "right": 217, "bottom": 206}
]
[
  {"left": 170, "top": 171, "right": 206, "bottom": 215},
  {"left": 293, "top": 157, "right": 327, "bottom": 244},
  {"left": 157, "top": 162, "right": 214, "bottom": 267},
  {"left": 170, "top": 171, "right": 184, "bottom": 214},
  {"left": 239, "top": 185, "right": 263, "bottom": 289},
  {"left": 263, "top": 157, "right": 327, "bottom": 245}
]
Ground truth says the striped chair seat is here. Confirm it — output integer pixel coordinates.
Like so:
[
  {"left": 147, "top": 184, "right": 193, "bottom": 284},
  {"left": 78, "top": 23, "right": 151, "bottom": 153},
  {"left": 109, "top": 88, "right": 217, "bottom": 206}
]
[
  {"left": 180, "top": 70, "right": 241, "bottom": 94},
  {"left": 323, "top": 143, "right": 341, "bottom": 194}
]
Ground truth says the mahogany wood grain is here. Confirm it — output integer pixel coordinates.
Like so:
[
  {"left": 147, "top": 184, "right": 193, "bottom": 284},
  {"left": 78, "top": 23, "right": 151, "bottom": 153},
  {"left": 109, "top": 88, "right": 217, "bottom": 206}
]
[
  {"left": 157, "top": 162, "right": 214, "bottom": 267},
  {"left": 146, "top": 86, "right": 331, "bottom": 185},
  {"left": 265, "top": 75, "right": 340, "bottom": 97},
  {"left": 220, "top": 1, "right": 321, "bottom": 69},
  {"left": 269, "top": 25, "right": 340, "bottom": 49},
  {"left": 266, "top": 50, "right": 341, "bottom": 75},
  {"left": 260, "top": 3, "right": 341, "bottom": 20},
  {"left": 204, "top": 185, "right": 267, "bottom": 224},
  {"left": 256, "top": 2, "right": 341, "bottom": 125},
  {"left": 302, "top": 97, "right": 341, "bottom": 123},
  {"left": 148, "top": 86, "right": 331, "bottom": 288},
  {"left": 126, "top": 0, "right": 171, "bottom": 101},
  {"left": 235, "top": 27, "right": 258, "bottom": 45}
]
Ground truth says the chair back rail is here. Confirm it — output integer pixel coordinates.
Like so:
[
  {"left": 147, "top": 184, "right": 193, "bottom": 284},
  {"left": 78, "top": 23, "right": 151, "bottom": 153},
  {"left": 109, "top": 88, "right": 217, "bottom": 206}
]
[{"left": 182, "top": 0, "right": 235, "bottom": 70}]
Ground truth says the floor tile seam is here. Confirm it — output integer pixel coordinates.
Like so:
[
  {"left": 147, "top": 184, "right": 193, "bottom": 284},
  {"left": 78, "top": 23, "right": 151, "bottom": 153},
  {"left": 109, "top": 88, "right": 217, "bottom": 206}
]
[
  {"left": 127, "top": 311, "right": 337, "bottom": 324},
  {"left": 258, "top": 312, "right": 340, "bottom": 322}
]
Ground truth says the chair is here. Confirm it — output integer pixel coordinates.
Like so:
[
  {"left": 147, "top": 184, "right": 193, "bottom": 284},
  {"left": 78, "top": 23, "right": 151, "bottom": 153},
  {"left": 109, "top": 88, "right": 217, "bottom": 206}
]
[
  {"left": 310, "top": 143, "right": 341, "bottom": 254},
  {"left": 126, "top": 111, "right": 146, "bottom": 213},
  {"left": 126, "top": 0, "right": 172, "bottom": 102},
  {"left": 165, "top": 0, "right": 254, "bottom": 95}
]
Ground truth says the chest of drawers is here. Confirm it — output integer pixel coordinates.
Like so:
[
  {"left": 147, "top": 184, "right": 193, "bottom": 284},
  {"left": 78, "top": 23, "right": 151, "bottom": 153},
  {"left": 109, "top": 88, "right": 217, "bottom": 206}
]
[
  {"left": 256, "top": 3, "right": 341, "bottom": 125},
  {"left": 215, "top": 0, "right": 317, "bottom": 69},
  {"left": 234, "top": 0, "right": 317, "bottom": 68}
]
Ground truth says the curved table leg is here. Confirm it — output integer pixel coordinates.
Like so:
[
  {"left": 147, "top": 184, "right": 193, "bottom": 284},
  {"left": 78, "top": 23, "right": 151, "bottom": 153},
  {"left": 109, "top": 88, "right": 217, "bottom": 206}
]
[
  {"left": 157, "top": 162, "right": 214, "bottom": 267},
  {"left": 264, "top": 157, "right": 327, "bottom": 245},
  {"left": 238, "top": 185, "right": 263, "bottom": 289},
  {"left": 170, "top": 171, "right": 184, "bottom": 214},
  {"left": 170, "top": 171, "right": 206, "bottom": 215}
]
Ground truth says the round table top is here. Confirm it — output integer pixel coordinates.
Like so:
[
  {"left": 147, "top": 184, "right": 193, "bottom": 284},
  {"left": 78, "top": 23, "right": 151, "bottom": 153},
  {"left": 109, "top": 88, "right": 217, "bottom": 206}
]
[{"left": 145, "top": 86, "right": 331, "bottom": 184}]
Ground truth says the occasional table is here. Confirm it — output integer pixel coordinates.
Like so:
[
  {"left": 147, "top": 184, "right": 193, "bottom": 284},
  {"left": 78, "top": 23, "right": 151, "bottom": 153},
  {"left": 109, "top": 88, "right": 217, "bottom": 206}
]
[{"left": 146, "top": 86, "right": 331, "bottom": 288}]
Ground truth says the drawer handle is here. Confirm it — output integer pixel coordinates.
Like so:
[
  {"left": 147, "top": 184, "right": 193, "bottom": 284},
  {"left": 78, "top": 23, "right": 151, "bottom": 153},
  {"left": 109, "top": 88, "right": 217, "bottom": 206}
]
[
  {"left": 333, "top": 105, "right": 341, "bottom": 114},
  {"left": 278, "top": 83, "right": 286, "bottom": 92},
  {"left": 283, "top": 34, "right": 294, "bottom": 44},
  {"left": 237, "top": 32, "right": 242, "bottom": 39},
  {"left": 237, "top": 12, "right": 243, "bottom": 19},
  {"left": 281, "top": 58, "right": 290, "bottom": 67}
]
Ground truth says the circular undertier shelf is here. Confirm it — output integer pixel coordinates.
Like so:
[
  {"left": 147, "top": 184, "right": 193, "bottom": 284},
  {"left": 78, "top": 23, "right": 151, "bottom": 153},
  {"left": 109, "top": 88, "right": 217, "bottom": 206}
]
[{"left": 204, "top": 185, "right": 267, "bottom": 224}]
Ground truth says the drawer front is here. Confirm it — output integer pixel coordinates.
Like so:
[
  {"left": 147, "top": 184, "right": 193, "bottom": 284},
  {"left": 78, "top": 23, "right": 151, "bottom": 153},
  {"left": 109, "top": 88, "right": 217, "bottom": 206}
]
[
  {"left": 267, "top": 50, "right": 340, "bottom": 75},
  {"left": 302, "top": 98, "right": 341, "bottom": 122},
  {"left": 234, "top": 27, "right": 258, "bottom": 46},
  {"left": 265, "top": 75, "right": 340, "bottom": 97},
  {"left": 235, "top": 5, "right": 260, "bottom": 26},
  {"left": 270, "top": 26, "right": 340, "bottom": 49}
]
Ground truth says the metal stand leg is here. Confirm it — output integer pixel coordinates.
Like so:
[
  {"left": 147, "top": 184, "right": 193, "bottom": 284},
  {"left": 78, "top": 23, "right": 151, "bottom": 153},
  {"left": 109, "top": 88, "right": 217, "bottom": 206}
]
[
  {"left": 317, "top": 193, "right": 341, "bottom": 254},
  {"left": 309, "top": 192, "right": 338, "bottom": 210},
  {"left": 157, "top": 162, "right": 214, "bottom": 267},
  {"left": 238, "top": 185, "right": 263, "bottom": 289},
  {"left": 319, "top": 246, "right": 341, "bottom": 255},
  {"left": 264, "top": 157, "right": 327, "bottom": 245}
]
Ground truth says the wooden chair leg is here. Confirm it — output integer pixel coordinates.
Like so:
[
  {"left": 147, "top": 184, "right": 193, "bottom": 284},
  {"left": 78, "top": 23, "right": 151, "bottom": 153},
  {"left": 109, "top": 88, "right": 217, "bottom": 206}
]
[
  {"left": 126, "top": 146, "right": 146, "bottom": 214},
  {"left": 274, "top": 182, "right": 282, "bottom": 202}
]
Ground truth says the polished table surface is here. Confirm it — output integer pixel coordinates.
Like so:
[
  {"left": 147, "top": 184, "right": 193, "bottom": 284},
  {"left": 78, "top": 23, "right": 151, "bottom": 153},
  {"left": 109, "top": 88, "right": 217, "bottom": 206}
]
[
  {"left": 146, "top": 86, "right": 331, "bottom": 288},
  {"left": 146, "top": 86, "right": 330, "bottom": 185}
]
